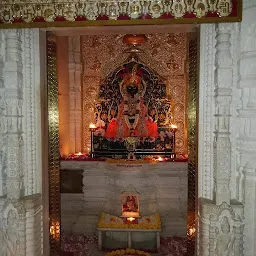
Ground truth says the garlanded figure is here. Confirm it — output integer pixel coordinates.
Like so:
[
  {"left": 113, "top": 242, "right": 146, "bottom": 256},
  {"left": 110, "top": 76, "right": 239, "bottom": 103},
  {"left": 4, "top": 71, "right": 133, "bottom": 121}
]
[
  {"left": 93, "top": 59, "right": 176, "bottom": 157},
  {"left": 104, "top": 65, "right": 158, "bottom": 139}
]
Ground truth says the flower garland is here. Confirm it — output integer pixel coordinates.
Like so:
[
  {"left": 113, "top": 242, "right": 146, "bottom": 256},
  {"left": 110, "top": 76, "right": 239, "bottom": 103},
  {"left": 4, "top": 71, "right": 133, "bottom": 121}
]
[{"left": 105, "top": 248, "right": 152, "bottom": 256}]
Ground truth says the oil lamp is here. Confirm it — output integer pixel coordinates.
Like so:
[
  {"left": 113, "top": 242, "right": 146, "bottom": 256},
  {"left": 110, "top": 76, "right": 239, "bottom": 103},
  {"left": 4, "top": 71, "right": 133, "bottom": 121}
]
[
  {"left": 89, "top": 123, "right": 96, "bottom": 158},
  {"left": 89, "top": 123, "right": 96, "bottom": 131},
  {"left": 157, "top": 156, "right": 164, "bottom": 162},
  {"left": 170, "top": 123, "right": 177, "bottom": 131},
  {"left": 170, "top": 124, "right": 177, "bottom": 157},
  {"left": 127, "top": 217, "right": 135, "bottom": 222}
]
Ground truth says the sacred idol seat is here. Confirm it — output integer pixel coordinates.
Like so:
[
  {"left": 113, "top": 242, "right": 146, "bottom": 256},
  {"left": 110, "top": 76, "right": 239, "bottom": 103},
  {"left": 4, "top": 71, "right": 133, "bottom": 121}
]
[{"left": 92, "top": 57, "right": 177, "bottom": 159}]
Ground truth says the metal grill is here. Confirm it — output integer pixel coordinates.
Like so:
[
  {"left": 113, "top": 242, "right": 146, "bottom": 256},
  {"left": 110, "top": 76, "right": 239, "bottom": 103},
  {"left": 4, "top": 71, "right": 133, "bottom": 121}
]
[
  {"left": 186, "top": 34, "right": 198, "bottom": 256},
  {"left": 47, "top": 34, "right": 61, "bottom": 254}
]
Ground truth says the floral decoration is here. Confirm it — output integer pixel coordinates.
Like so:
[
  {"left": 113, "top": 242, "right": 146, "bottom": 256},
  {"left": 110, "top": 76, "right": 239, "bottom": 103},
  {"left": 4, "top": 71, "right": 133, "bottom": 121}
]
[
  {"left": 97, "top": 212, "right": 161, "bottom": 230},
  {"left": 105, "top": 248, "right": 152, "bottom": 256}
]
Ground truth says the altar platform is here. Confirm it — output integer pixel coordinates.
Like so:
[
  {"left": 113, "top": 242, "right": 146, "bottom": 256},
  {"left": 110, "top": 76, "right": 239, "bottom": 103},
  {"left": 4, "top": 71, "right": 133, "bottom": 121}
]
[{"left": 60, "top": 158, "right": 188, "bottom": 237}]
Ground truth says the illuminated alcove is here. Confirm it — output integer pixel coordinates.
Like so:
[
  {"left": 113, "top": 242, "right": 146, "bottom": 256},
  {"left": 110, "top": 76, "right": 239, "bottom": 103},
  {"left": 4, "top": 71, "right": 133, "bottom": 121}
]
[{"left": 47, "top": 24, "right": 198, "bottom": 255}]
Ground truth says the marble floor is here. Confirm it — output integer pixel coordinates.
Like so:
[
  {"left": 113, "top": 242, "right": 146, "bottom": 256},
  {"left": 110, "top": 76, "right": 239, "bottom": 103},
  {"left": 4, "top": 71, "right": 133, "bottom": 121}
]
[{"left": 61, "top": 234, "right": 187, "bottom": 256}]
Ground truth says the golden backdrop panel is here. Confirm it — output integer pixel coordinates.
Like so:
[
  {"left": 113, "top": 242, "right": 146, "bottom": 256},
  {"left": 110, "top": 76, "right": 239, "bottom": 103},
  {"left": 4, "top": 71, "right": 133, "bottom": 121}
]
[{"left": 81, "top": 33, "right": 188, "bottom": 154}]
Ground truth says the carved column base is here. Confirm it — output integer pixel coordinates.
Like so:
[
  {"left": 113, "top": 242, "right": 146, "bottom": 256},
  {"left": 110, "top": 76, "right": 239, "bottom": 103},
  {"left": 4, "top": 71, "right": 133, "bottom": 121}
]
[
  {"left": 199, "top": 199, "right": 244, "bottom": 256},
  {"left": 0, "top": 194, "right": 42, "bottom": 256}
]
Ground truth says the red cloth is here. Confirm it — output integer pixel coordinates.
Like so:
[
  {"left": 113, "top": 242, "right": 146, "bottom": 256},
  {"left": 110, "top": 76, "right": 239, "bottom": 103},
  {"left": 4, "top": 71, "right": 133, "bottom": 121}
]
[
  {"left": 105, "top": 99, "right": 158, "bottom": 138},
  {"left": 105, "top": 117, "right": 158, "bottom": 138}
]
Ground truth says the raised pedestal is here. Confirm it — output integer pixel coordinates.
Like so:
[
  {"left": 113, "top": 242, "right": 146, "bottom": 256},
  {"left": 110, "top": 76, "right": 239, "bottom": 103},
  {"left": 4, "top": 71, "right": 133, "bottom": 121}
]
[
  {"left": 98, "top": 228, "right": 161, "bottom": 251},
  {"left": 60, "top": 160, "right": 188, "bottom": 237}
]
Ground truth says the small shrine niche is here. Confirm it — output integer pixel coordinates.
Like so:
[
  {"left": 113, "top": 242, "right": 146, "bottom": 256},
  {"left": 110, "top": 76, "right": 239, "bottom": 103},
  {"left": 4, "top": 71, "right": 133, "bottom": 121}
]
[{"left": 121, "top": 186, "right": 140, "bottom": 219}]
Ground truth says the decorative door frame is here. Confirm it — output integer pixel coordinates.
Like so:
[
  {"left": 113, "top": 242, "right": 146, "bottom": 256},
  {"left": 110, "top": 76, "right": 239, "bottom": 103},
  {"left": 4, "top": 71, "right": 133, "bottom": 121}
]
[
  {"left": 45, "top": 28, "right": 201, "bottom": 255},
  {"left": 0, "top": 20, "right": 245, "bottom": 256}
]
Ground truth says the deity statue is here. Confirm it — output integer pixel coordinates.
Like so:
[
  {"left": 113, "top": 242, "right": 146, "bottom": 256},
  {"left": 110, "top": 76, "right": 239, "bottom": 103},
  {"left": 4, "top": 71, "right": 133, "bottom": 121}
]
[
  {"left": 104, "top": 65, "right": 158, "bottom": 139},
  {"left": 3, "top": 209, "right": 19, "bottom": 256},
  {"left": 123, "top": 196, "right": 138, "bottom": 212},
  {"left": 215, "top": 216, "right": 235, "bottom": 256}
]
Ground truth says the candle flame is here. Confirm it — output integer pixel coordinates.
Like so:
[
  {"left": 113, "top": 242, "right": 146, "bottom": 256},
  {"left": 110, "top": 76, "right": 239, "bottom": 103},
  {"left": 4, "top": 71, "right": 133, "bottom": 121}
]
[
  {"left": 158, "top": 156, "right": 164, "bottom": 162},
  {"left": 188, "top": 227, "right": 196, "bottom": 236},
  {"left": 89, "top": 123, "right": 96, "bottom": 129},
  {"left": 77, "top": 152, "right": 82, "bottom": 156},
  {"left": 170, "top": 124, "right": 177, "bottom": 129},
  {"left": 127, "top": 217, "right": 135, "bottom": 222}
]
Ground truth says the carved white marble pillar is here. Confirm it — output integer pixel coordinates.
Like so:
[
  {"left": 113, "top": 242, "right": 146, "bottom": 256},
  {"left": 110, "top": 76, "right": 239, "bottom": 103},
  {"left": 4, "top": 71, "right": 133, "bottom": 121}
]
[
  {"left": 198, "top": 23, "right": 245, "bottom": 256},
  {"left": 237, "top": 2, "right": 256, "bottom": 255},
  {"left": 4, "top": 29, "right": 24, "bottom": 199},
  {"left": 0, "top": 31, "right": 3, "bottom": 88},
  {"left": 24, "top": 194, "right": 42, "bottom": 256},
  {"left": 243, "top": 162, "right": 256, "bottom": 256},
  {"left": 0, "top": 31, "right": 5, "bottom": 197},
  {"left": 69, "top": 36, "right": 82, "bottom": 154},
  {"left": 198, "top": 24, "right": 215, "bottom": 200},
  {"left": 0, "top": 28, "right": 43, "bottom": 256},
  {"left": 22, "top": 28, "right": 42, "bottom": 196},
  {"left": 214, "top": 23, "right": 233, "bottom": 205}
]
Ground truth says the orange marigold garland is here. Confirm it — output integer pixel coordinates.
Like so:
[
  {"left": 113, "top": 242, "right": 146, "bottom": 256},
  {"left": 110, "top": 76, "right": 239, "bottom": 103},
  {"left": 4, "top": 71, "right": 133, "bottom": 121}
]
[{"left": 105, "top": 248, "right": 152, "bottom": 256}]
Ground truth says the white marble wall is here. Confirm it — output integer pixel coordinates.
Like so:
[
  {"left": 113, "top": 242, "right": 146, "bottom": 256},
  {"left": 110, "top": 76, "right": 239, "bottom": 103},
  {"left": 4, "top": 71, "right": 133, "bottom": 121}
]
[
  {"left": 0, "top": 29, "right": 43, "bottom": 256},
  {"left": 60, "top": 161, "right": 188, "bottom": 237}
]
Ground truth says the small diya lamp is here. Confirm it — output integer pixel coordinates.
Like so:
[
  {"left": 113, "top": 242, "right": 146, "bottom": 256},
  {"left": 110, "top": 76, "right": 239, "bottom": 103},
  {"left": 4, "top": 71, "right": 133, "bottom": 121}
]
[
  {"left": 170, "top": 123, "right": 177, "bottom": 157},
  {"left": 89, "top": 123, "right": 96, "bottom": 158},
  {"left": 121, "top": 185, "right": 140, "bottom": 220}
]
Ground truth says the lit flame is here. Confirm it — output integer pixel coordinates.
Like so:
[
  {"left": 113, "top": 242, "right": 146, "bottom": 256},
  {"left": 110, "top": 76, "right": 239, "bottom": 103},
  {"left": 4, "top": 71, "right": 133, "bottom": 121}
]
[
  {"left": 127, "top": 217, "right": 135, "bottom": 222},
  {"left": 89, "top": 123, "right": 96, "bottom": 129},
  {"left": 158, "top": 156, "right": 164, "bottom": 162},
  {"left": 188, "top": 227, "right": 196, "bottom": 236},
  {"left": 77, "top": 152, "right": 82, "bottom": 156},
  {"left": 50, "top": 225, "right": 55, "bottom": 236},
  {"left": 50, "top": 221, "right": 60, "bottom": 240},
  {"left": 170, "top": 124, "right": 177, "bottom": 129}
]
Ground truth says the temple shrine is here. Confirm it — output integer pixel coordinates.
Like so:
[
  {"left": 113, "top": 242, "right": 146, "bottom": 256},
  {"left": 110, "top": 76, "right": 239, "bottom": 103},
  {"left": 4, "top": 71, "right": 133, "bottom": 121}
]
[
  {"left": 59, "top": 33, "right": 191, "bottom": 254},
  {"left": 0, "top": 0, "right": 251, "bottom": 255}
]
